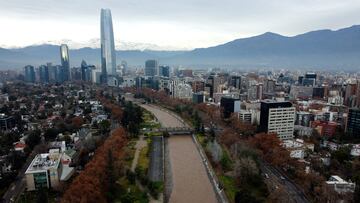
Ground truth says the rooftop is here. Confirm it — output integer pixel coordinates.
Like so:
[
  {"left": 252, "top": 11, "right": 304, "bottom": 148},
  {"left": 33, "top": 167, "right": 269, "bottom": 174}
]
[{"left": 25, "top": 152, "right": 61, "bottom": 173}]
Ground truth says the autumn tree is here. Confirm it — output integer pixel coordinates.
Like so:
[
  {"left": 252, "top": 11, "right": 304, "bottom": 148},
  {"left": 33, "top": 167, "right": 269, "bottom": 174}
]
[
  {"left": 71, "top": 116, "right": 84, "bottom": 129},
  {"left": 61, "top": 128, "right": 127, "bottom": 203}
]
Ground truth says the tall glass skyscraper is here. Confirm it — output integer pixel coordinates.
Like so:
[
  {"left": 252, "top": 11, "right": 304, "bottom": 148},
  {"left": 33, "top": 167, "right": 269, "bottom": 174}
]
[
  {"left": 24, "top": 65, "right": 35, "bottom": 83},
  {"left": 60, "top": 44, "right": 70, "bottom": 81},
  {"left": 100, "top": 8, "right": 116, "bottom": 84}
]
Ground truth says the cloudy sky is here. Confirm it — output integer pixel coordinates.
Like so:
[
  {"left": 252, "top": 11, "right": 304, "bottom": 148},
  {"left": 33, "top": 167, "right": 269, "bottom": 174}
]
[{"left": 1, "top": 0, "right": 360, "bottom": 50}]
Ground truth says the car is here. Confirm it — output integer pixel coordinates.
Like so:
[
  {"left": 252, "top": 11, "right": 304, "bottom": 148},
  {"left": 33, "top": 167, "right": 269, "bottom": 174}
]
[
  {"left": 280, "top": 176, "right": 285, "bottom": 181},
  {"left": 264, "top": 173, "right": 269, "bottom": 178}
]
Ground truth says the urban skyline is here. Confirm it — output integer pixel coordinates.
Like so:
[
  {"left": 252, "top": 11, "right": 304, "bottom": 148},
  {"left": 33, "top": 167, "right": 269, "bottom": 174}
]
[{"left": 1, "top": 2, "right": 360, "bottom": 203}]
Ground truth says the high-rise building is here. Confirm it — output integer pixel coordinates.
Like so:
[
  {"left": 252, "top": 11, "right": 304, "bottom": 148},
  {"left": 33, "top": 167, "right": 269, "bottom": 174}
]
[
  {"left": 100, "top": 8, "right": 117, "bottom": 84},
  {"left": 145, "top": 60, "right": 158, "bottom": 77},
  {"left": 230, "top": 76, "right": 241, "bottom": 89},
  {"left": 206, "top": 74, "right": 220, "bottom": 98},
  {"left": 346, "top": 108, "right": 360, "bottom": 137},
  {"left": 60, "top": 44, "right": 70, "bottom": 81},
  {"left": 80, "top": 60, "right": 94, "bottom": 82},
  {"left": 264, "top": 79, "right": 276, "bottom": 94},
  {"left": 344, "top": 83, "right": 357, "bottom": 107},
  {"left": 39, "top": 65, "right": 49, "bottom": 83},
  {"left": 24, "top": 65, "right": 35, "bottom": 83},
  {"left": 71, "top": 67, "right": 82, "bottom": 81},
  {"left": 159, "top": 65, "right": 170, "bottom": 77},
  {"left": 302, "top": 72, "right": 317, "bottom": 86},
  {"left": 47, "top": 63, "right": 57, "bottom": 83},
  {"left": 260, "top": 100, "right": 295, "bottom": 140},
  {"left": 220, "top": 97, "right": 241, "bottom": 118},
  {"left": 54, "top": 65, "right": 64, "bottom": 83}
]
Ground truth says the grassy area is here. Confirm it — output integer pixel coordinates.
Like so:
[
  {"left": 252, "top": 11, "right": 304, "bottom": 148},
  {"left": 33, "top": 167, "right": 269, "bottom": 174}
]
[
  {"left": 140, "top": 111, "right": 161, "bottom": 130},
  {"left": 219, "top": 175, "right": 238, "bottom": 202},
  {"left": 138, "top": 142, "right": 150, "bottom": 171},
  {"left": 195, "top": 133, "right": 207, "bottom": 147},
  {"left": 123, "top": 139, "right": 137, "bottom": 168},
  {"left": 115, "top": 177, "right": 149, "bottom": 203}
]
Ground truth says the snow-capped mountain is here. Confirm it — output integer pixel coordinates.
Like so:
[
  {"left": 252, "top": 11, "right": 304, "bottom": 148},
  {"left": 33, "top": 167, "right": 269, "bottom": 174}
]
[{"left": 6, "top": 39, "right": 190, "bottom": 51}]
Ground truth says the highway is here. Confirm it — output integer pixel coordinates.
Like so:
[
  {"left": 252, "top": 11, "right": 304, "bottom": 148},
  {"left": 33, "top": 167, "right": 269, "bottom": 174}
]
[{"left": 260, "top": 161, "right": 309, "bottom": 203}]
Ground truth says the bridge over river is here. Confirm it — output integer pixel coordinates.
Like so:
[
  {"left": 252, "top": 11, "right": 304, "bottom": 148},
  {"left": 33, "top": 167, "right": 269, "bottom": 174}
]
[{"left": 140, "top": 104, "right": 220, "bottom": 203}]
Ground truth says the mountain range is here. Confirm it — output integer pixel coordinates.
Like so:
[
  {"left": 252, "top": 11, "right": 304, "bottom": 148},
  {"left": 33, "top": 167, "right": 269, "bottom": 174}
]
[{"left": 1, "top": 25, "right": 360, "bottom": 70}]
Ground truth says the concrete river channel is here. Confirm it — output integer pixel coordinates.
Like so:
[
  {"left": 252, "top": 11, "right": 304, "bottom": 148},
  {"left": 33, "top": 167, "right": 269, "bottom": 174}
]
[{"left": 140, "top": 104, "right": 218, "bottom": 203}]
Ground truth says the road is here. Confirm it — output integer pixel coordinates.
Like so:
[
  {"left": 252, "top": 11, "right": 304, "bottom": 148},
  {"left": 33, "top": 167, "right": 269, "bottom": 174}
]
[
  {"left": 148, "top": 136, "right": 164, "bottom": 182},
  {"left": 141, "top": 104, "right": 218, "bottom": 203},
  {"left": 1, "top": 145, "right": 40, "bottom": 203},
  {"left": 259, "top": 162, "right": 309, "bottom": 203}
]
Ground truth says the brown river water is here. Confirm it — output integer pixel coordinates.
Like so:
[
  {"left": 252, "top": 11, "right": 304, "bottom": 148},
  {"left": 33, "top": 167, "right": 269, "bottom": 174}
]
[{"left": 141, "top": 105, "right": 218, "bottom": 203}]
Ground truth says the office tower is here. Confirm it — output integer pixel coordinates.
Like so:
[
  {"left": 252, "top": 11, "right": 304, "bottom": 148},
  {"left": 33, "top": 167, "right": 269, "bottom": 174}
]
[
  {"left": 302, "top": 72, "right": 317, "bottom": 86},
  {"left": 159, "top": 65, "right": 170, "bottom": 77},
  {"left": 145, "top": 60, "right": 158, "bottom": 77},
  {"left": 47, "top": 63, "right": 57, "bottom": 83},
  {"left": 230, "top": 76, "right": 241, "bottom": 89},
  {"left": 257, "top": 83, "right": 263, "bottom": 100},
  {"left": 100, "top": 8, "right": 116, "bottom": 84},
  {"left": 220, "top": 97, "right": 241, "bottom": 118},
  {"left": 206, "top": 74, "right": 220, "bottom": 98},
  {"left": 81, "top": 60, "right": 88, "bottom": 81},
  {"left": 346, "top": 108, "right": 360, "bottom": 137},
  {"left": 264, "top": 79, "right": 276, "bottom": 93},
  {"left": 247, "top": 85, "right": 258, "bottom": 101},
  {"left": 38, "top": 65, "right": 49, "bottom": 83},
  {"left": 260, "top": 100, "right": 295, "bottom": 140},
  {"left": 71, "top": 67, "right": 82, "bottom": 81},
  {"left": 24, "top": 65, "right": 35, "bottom": 83},
  {"left": 81, "top": 60, "right": 93, "bottom": 82},
  {"left": 60, "top": 44, "right": 70, "bottom": 81},
  {"left": 298, "top": 76, "right": 304, "bottom": 85},
  {"left": 344, "top": 83, "right": 357, "bottom": 107}
]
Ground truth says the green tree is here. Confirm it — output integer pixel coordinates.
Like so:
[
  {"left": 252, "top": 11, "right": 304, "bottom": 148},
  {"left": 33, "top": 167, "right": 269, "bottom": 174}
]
[
  {"left": 44, "top": 128, "right": 59, "bottom": 141},
  {"left": 331, "top": 146, "right": 351, "bottom": 164},
  {"left": 25, "top": 130, "right": 41, "bottom": 150},
  {"left": 99, "top": 120, "right": 111, "bottom": 134},
  {"left": 36, "top": 187, "right": 48, "bottom": 203}
]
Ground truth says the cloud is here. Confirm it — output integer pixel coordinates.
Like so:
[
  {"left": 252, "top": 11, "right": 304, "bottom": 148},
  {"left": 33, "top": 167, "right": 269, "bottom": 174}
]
[{"left": 1, "top": 0, "right": 360, "bottom": 49}]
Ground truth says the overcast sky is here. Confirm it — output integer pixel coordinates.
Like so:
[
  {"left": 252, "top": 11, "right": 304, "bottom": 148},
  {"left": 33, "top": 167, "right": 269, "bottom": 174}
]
[{"left": 1, "top": 0, "right": 360, "bottom": 49}]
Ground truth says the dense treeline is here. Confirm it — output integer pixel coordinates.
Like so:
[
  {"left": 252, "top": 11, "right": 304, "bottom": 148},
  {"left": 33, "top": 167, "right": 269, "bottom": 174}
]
[
  {"left": 61, "top": 127, "right": 127, "bottom": 203},
  {"left": 121, "top": 101, "right": 143, "bottom": 137}
]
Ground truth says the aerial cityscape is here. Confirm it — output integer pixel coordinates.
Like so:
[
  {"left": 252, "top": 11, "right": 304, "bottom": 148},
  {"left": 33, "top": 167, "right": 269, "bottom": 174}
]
[{"left": 1, "top": 1, "right": 360, "bottom": 203}]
